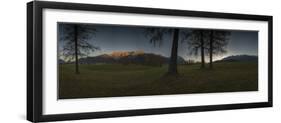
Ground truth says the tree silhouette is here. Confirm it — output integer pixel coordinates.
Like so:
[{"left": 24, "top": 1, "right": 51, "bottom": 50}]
[
  {"left": 208, "top": 30, "right": 231, "bottom": 69},
  {"left": 59, "top": 24, "right": 100, "bottom": 74},
  {"left": 144, "top": 28, "right": 179, "bottom": 75},
  {"left": 184, "top": 29, "right": 209, "bottom": 69}
]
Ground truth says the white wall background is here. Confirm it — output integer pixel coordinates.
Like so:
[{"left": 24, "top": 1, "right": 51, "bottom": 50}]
[{"left": 0, "top": 0, "right": 279, "bottom": 123}]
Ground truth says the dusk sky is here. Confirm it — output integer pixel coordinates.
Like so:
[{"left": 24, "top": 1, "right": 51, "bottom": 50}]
[{"left": 58, "top": 23, "right": 258, "bottom": 62}]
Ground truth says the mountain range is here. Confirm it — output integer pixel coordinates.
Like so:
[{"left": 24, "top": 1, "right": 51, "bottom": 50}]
[
  {"left": 59, "top": 51, "right": 258, "bottom": 65},
  {"left": 77, "top": 51, "right": 186, "bottom": 66},
  {"left": 215, "top": 55, "right": 258, "bottom": 62}
]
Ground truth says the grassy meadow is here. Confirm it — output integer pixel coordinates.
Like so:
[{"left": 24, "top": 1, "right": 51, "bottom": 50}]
[{"left": 58, "top": 62, "right": 258, "bottom": 99}]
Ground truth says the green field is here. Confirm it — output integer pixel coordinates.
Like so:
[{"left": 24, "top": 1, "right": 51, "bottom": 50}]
[{"left": 59, "top": 62, "right": 258, "bottom": 99}]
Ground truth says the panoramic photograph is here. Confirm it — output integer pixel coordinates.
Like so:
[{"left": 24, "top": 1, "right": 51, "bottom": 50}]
[{"left": 58, "top": 23, "right": 258, "bottom": 99}]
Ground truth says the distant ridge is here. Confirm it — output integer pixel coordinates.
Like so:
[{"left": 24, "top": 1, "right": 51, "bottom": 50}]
[
  {"left": 110, "top": 50, "right": 145, "bottom": 59},
  {"left": 67, "top": 51, "right": 187, "bottom": 65},
  {"left": 215, "top": 55, "right": 258, "bottom": 62}
]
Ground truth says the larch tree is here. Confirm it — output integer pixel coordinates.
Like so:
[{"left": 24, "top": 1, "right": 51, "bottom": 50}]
[
  {"left": 59, "top": 23, "right": 100, "bottom": 74},
  {"left": 184, "top": 29, "right": 209, "bottom": 69},
  {"left": 208, "top": 30, "right": 231, "bottom": 69},
  {"left": 144, "top": 28, "right": 180, "bottom": 75}
]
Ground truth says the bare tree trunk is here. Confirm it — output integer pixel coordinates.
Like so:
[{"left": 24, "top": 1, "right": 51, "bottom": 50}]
[
  {"left": 74, "top": 25, "right": 79, "bottom": 74},
  {"left": 209, "top": 30, "right": 213, "bottom": 69},
  {"left": 200, "top": 31, "right": 205, "bottom": 68},
  {"left": 167, "top": 28, "right": 179, "bottom": 75}
]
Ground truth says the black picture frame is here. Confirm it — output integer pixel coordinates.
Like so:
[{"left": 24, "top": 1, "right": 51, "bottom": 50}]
[{"left": 27, "top": 1, "right": 273, "bottom": 122}]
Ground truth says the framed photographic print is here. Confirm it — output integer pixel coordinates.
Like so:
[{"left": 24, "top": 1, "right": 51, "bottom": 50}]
[{"left": 27, "top": 1, "right": 273, "bottom": 122}]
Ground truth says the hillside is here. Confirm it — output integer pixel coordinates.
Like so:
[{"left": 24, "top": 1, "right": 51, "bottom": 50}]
[{"left": 215, "top": 55, "right": 258, "bottom": 62}]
